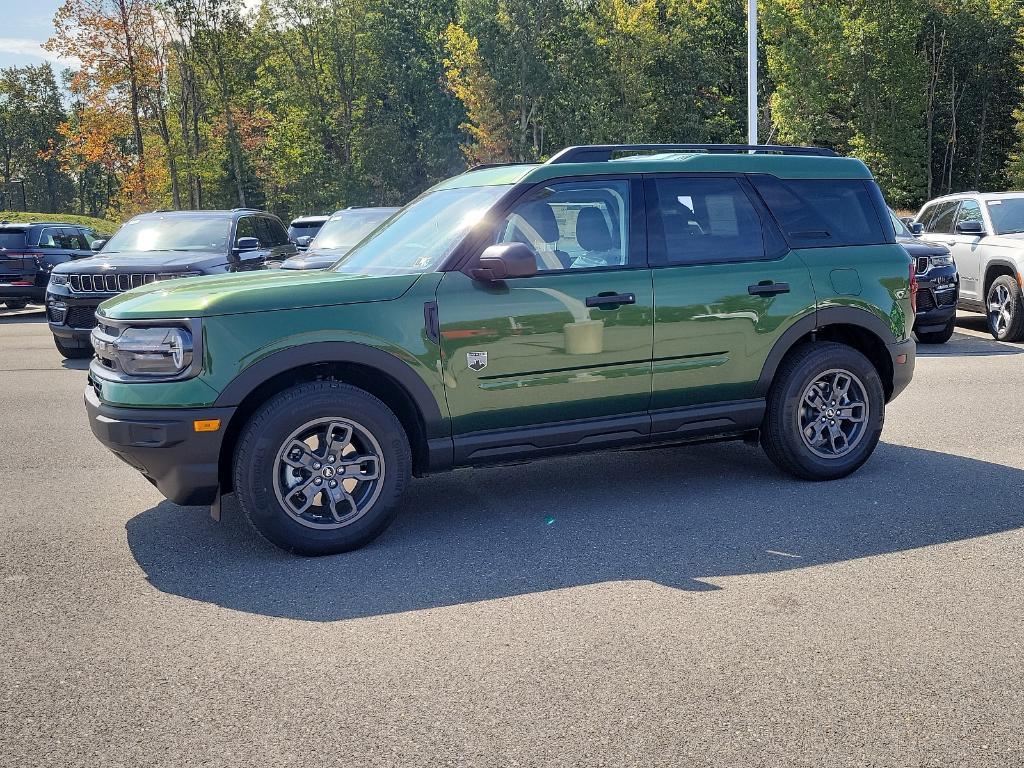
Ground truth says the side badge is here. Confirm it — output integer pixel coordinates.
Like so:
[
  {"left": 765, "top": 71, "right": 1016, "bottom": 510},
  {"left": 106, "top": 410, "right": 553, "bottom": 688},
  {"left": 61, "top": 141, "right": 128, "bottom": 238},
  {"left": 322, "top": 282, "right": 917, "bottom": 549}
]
[{"left": 467, "top": 351, "right": 487, "bottom": 371}]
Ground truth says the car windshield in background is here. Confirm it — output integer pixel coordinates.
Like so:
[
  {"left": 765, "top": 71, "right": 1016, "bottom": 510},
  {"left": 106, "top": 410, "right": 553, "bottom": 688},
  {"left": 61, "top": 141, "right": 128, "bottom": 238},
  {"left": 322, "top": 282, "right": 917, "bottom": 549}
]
[
  {"left": 0, "top": 231, "right": 27, "bottom": 249},
  {"left": 101, "top": 216, "right": 231, "bottom": 253},
  {"left": 332, "top": 185, "right": 512, "bottom": 276},
  {"left": 312, "top": 210, "right": 396, "bottom": 250},
  {"left": 890, "top": 211, "right": 913, "bottom": 237},
  {"left": 985, "top": 197, "right": 1024, "bottom": 235}
]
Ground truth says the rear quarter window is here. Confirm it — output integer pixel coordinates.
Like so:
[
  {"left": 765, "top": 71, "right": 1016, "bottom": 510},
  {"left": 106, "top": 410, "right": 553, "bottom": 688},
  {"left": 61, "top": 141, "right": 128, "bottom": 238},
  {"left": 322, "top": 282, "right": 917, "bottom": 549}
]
[
  {"left": 0, "top": 231, "right": 27, "bottom": 249},
  {"left": 750, "top": 177, "right": 889, "bottom": 247}
]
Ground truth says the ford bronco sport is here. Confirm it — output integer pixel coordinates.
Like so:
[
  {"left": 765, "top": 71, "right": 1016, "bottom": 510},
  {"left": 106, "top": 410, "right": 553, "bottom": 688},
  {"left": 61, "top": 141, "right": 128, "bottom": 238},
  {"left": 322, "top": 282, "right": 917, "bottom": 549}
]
[{"left": 84, "top": 144, "right": 916, "bottom": 555}]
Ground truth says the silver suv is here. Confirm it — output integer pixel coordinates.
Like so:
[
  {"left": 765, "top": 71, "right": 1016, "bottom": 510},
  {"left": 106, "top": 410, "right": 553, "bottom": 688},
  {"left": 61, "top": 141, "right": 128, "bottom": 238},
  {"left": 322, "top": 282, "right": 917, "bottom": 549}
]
[{"left": 914, "top": 193, "right": 1024, "bottom": 341}]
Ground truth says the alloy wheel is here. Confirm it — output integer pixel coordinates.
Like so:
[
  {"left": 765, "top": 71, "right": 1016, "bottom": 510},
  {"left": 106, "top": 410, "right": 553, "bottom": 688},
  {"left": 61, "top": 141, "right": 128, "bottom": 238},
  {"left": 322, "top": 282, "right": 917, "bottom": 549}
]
[
  {"left": 273, "top": 417, "right": 385, "bottom": 529},
  {"left": 797, "top": 368, "right": 870, "bottom": 459},
  {"left": 988, "top": 283, "right": 1013, "bottom": 337}
]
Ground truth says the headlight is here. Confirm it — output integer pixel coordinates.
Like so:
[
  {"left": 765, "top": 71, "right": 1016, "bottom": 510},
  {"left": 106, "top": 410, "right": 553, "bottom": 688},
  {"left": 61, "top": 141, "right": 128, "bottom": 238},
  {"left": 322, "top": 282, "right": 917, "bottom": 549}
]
[
  {"left": 91, "top": 321, "right": 198, "bottom": 379},
  {"left": 928, "top": 254, "right": 954, "bottom": 268},
  {"left": 49, "top": 273, "right": 68, "bottom": 286}
]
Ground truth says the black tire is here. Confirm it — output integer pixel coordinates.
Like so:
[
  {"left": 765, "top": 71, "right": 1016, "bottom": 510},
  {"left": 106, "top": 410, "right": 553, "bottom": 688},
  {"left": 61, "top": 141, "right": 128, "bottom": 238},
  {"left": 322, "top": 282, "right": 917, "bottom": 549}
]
[
  {"left": 760, "top": 342, "right": 885, "bottom": 481},
  {"left": 53, "top": 335, "right": 93, "bottom": 359},
  {"left": 986, "top": 274, "right": 1024, "bottom": 342},
  {"left": 4, "top": 299, "right": 28, "bottom": 310},
  {"left": 914, "top": 317, "right": 956, "bottom": 344},
  {"left": 233, "top": 381, "right": 411, "bottom": 555}
]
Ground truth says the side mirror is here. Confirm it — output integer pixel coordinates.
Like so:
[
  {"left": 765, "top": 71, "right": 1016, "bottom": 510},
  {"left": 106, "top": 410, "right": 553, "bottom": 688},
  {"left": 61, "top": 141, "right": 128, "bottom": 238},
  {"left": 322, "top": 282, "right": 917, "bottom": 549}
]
[
  {"left": 90, "top": 239, "right": 106, "bottom": 251},
  {"left": 909, "top": 222, "right": 924, "bottom": 235},
  {"left": 955, "top": 219, "right": 984, "bottom": 235},
  {"left": 235, "top": 236, "right": 260, "bottom": 252},
  {"left": 296, "top": 235, "right": 313, "bottom": 248},
  {"left": 471, "top": 243, "right": 538, "bottom": 281}
]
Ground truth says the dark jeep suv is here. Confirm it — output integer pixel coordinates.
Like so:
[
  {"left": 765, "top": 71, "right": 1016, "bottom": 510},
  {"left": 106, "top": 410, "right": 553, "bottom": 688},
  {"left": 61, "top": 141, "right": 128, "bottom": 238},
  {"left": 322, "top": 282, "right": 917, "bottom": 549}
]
[
  {"left": 47, "top": 209, "right": 294, "bottom": 358},
  {"left": 890, "top": 212, "right": 959, "bottom": 343},
  {"left": 0, "top": 221, "right": 100, "bottom": 309}
]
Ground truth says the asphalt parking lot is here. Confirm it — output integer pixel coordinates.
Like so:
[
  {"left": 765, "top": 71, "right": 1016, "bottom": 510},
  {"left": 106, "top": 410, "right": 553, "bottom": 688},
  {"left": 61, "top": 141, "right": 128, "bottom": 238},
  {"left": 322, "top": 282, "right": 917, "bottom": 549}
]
[{"left": 1, "top": 307, "right": 1022, "bottom": 767}]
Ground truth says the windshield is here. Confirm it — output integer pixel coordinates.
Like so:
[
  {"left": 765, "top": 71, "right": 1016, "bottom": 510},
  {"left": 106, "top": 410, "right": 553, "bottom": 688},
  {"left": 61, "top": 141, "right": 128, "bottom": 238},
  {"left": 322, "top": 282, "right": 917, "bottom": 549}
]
[
  {"left": 312, "top": 210, "right": 397, "bottom": 250},
  {"left": 102, "top": 216, "right": 231, "bottom": 253},
  {"left": 889, "top": 210, "right": 913, "bottom": 237},
  {"left": 332, "top": 186, "right": 512, "bottom": 276},
  {"left": 985, "top": 197, "right": 1024, "bottom": 235}
]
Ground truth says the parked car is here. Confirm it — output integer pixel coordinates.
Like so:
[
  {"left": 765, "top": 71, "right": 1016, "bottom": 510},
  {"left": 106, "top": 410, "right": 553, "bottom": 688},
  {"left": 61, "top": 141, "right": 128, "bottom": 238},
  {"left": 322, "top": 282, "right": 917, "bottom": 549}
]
[
  {"left": 280, "top": 207, "right": 400, "bottom": 270},
  {"left": 890, "top": 211, "right": 959, "bottom": 343},
  {"left": 0, "top": 221, "right": 101, "bottom": 309},
  {"left": 47, "top": 208, "right": 295, "bottom": 359},
  {"left": 913, "top": 192, "right": 1024, "bottom": 341},
  {"left": 83, "top": 143, "right": 915, "bottom": 555},
  {"left": 287, "top": 215, "right": 329, "bottom": 250}
]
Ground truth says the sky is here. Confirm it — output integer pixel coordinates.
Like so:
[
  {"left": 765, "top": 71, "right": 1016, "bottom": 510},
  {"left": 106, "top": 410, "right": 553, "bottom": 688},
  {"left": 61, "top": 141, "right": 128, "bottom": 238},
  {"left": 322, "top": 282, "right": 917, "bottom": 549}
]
[{"left": 0, "top": 0, "right": 77, "bottom": 70}]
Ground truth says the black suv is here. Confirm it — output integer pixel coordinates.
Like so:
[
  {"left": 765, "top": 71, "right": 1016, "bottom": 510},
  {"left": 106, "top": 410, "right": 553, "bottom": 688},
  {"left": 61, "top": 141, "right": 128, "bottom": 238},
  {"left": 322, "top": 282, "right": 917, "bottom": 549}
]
[
  {"left": 47, "top": 209, "right": 295, "bottom": 358},
  {"left": 0, "top": 221, "right": 100, "bottom": 309},
  {"left": 891, "top": 212, "right": 959, "bottom": 343}
]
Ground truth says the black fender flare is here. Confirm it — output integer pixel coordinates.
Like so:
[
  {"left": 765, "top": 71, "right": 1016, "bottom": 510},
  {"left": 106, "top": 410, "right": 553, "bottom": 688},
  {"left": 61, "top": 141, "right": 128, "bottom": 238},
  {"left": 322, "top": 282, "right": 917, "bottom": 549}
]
[
  {"left": 213, "top": 341, "right": 446, "bottom": 439},
  {"left": 982, "top": 259, "right": 1020, "bottom": 294},
  {"left": 755, "top": 307, "right": 898, "bottom": 397}
]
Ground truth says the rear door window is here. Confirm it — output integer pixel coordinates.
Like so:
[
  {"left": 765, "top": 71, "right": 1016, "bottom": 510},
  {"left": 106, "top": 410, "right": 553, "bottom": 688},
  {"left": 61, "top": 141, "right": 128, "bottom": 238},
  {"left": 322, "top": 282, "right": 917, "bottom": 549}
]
[
  {"left": 37, "top": 227, "right": 66, "bottom": 248},
  {"left": 648, "top": 177, "right": 770, "bottom": 264},
  {"left": 749, "top": 177, "right": 887, "bottom": 247},
  {"left": 925, "top": 201, "right": 959, "bottom": 234}
]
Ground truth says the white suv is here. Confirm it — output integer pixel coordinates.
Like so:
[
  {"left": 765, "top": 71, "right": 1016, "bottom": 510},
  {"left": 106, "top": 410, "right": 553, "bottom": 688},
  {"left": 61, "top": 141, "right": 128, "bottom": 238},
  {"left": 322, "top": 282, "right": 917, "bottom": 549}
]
[{"left": 914, "top": 192, "right": 1024, "bottom": 341}]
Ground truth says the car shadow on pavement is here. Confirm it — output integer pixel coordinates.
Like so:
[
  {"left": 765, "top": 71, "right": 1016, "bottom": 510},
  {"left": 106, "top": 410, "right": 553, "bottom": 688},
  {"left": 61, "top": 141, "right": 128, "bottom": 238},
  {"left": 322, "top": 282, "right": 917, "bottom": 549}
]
[{"left": 126, "top": 441, "right": 1024, "bottom": 621}]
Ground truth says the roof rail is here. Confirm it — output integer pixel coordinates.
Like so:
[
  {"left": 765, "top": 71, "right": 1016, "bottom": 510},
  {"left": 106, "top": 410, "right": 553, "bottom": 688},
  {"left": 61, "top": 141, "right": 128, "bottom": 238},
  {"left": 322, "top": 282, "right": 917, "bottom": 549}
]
[
  {"left": 546, "top": 144, "right": 839, "bottom": 164},
  {"left": 231, "top": 207, "right": 262, "bottom": 212},
  {"left": 467, "top": 161, "right": 522, "bottom": 172}
]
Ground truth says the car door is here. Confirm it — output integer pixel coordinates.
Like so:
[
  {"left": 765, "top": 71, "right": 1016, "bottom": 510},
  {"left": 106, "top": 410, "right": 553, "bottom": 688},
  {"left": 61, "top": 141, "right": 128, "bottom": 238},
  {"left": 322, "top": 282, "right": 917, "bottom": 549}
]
[
  {"left": 946, "top": 199, "right": 985, "bottom": 301},
  {"left": 646, "top": 174, "right": 816, "bottom": 419},
  {"left": 256, "top": 216, "right": 297, "bottom": 264},
  {"left": 435, "top": 177, "right": 654, "bottom": 449}
]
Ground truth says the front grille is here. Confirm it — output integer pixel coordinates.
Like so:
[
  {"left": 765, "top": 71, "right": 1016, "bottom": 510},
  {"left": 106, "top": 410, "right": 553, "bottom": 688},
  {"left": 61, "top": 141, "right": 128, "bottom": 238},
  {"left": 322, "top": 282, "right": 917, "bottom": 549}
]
[
  {"left": 69, "top": 272, "right": 156, "bottom": 293},
  {"left": 916, "top": 256, "right": 929, "bottom": 274},
  {"left": 47, "top": 305, "right": 66, "bottom": 323},
  {"left": 66, "top": 305, "right": 98, "bottom": 329},
  {"left": 917, "top": 290, "right": 936, "bottom": 311}
]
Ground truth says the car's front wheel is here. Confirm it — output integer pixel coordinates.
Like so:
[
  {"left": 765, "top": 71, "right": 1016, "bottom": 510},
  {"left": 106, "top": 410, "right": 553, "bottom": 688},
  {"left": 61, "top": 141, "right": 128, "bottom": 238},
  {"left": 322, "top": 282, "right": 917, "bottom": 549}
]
[
  {"left": 987, "top": 275, "right": 1024, "bottom": 342},
  {"left": 761, "top": 342, "right": 885, "bottom": 480},
  {"left": 233, "top": 381, "right": 411, "bottom": 555}
]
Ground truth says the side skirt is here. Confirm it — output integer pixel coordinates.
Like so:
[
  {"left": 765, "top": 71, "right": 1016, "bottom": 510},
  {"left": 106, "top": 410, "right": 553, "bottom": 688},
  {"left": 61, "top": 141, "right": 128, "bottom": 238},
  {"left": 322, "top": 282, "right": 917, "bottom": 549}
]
[{"left": 441, "top": 399, "right": 766, "bottom": 469}]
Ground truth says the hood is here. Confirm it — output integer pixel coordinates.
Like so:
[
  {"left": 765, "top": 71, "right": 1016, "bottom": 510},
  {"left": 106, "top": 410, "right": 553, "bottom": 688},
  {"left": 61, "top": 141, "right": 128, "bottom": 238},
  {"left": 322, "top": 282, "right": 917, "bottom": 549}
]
[
  {"left": 97, "top": 268, "right": 420, "bottom": 320},
  {"left": 897, "top": 236, "right": 949, "bottom": 257},
  {"left": 52, "top": 250, "right": 226, "bottom": 274},
  {"left": 280, "top": 247, "right": 350, "bottom": 271}
]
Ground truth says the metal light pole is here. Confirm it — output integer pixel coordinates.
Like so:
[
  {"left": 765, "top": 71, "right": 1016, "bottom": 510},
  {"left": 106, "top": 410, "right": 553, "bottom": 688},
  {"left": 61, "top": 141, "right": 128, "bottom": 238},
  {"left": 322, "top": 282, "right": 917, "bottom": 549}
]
[{"left": 747, "top": 0, "right": 757, "bottom": 145}]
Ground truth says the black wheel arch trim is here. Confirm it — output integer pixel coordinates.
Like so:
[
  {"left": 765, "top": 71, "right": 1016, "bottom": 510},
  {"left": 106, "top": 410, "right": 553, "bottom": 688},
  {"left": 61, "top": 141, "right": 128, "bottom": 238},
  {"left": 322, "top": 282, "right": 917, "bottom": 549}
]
[
  {"left": 755, "top": 307, "right": 899, "bottom": 397},
  {"left": 983, "top": 260, "right": 1021, "bottom": 292},
  {"left": 212, "top": 342, "right": 447, "bottom": 439}
]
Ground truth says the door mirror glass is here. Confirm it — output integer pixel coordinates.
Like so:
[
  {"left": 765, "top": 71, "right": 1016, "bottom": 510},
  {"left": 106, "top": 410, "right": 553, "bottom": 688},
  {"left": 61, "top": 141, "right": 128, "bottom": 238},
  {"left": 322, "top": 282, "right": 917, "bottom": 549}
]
[
  {"left": 909, "top": 222, "right": 924, "bottom": 235},
  {"left": 471, "top": 243, "right": 538, "bottom": 281},
  {"left": 955, "top": 219, "right": 984, "bottom": 235},
  {"left": 235, "top": 236, "right": 260, "bottom": 252},
  {"left": 296, "top": 235, "right": 313, "bottom": 247},
  {"left": 90, "top": 239, "right": 106, "bottom": 252}
]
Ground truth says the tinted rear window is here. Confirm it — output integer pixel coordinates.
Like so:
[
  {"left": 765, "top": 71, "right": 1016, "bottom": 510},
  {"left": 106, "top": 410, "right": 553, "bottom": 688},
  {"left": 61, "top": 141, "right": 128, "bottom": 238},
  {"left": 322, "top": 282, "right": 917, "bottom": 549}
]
[
  {"left": 750, "top": 177, "right": 887, "bottom": 247},
  {"left": 0, "top": 231, "right": 27, "bottom": 249}
]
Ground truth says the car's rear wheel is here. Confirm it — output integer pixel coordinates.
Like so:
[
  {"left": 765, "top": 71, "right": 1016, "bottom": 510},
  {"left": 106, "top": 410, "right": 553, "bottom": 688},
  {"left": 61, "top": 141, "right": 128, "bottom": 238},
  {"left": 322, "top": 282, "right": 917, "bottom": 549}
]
[
  {"left": 53, "top": 335, "right": 93, "bottom": 359},
  {"left": 233, "top": 381, "right": 411, "bottom": 555},
  {"left": 761, "top": 342, "right": 885, "bottom": 480},
  {"left": 987, "top": 275, "right": 1024, "bottom": 342},
  {"left": 4, "top": 299, "right": 28, "bottom": 310},
  {"left": 914, "top": 317, "right": 956, "bottom": 344}
]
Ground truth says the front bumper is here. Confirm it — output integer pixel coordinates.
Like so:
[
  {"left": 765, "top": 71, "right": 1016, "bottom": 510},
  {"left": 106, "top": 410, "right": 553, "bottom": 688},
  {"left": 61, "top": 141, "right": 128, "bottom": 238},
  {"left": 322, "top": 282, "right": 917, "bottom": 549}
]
[
  {"left": 85, "top": 383, "right": 235, "bottom": 506},
  {"left": 887, "top": 338, "right": 916, "bottom": 402},
  {"left": 914, "top": 268, "right": 959, "bottom": 333},
  {"left": 46, "top": 286, "right": 111, "bottom": 342}
]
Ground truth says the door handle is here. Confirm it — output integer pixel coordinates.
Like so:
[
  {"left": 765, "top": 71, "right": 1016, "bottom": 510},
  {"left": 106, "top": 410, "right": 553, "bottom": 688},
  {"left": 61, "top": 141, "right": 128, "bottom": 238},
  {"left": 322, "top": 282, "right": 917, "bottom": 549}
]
[
  {"left": 585, "top": 292, "right": 636, "bottom": 309},
  {"left": 747, "top": 282, "right": 790, "bottom": 296}
]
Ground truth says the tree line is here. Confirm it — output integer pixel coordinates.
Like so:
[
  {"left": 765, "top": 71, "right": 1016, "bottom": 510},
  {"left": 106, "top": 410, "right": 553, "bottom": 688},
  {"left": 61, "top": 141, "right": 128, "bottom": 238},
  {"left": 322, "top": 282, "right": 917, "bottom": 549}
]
[{"left": 0, "top": 0, "right": 1021, "bottom": 223}]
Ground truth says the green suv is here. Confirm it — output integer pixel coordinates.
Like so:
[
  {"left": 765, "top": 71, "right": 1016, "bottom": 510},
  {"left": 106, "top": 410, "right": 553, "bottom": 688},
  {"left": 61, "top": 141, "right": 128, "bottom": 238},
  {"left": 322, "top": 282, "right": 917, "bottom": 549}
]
[{"left": 84, "top": 144, "right": 916, "bottom": 555}]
